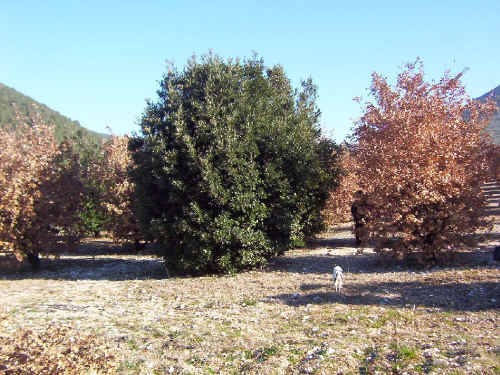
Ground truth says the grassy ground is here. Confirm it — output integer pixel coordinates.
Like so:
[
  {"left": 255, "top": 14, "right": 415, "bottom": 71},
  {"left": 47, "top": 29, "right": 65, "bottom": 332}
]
[{"left": 0, "top": 185, "right": 499, "bottom": 374}]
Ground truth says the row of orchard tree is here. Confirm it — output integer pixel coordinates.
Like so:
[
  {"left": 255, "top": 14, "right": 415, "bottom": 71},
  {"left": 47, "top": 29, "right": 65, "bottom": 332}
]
[
  {"left": 0, "top": 113, "right": 138, "bottom": 270},
  {"left": 0, "top": 54, "right": 497, "bottom": 273}
]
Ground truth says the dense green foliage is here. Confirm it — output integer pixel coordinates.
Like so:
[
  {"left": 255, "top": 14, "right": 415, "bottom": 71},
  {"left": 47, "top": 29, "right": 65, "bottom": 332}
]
[
  {"left": 77, "top": 143, "right": 109, "bottom": 238},
  {"left": 130, "top": 54, "right": 339, "bottom": 274},
  {"left": 79, "top": 183, "right": 108, "bottom": 237}
]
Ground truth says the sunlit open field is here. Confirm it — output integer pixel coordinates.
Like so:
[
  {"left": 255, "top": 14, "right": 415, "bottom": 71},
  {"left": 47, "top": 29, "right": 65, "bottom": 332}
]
[{"left": 1, "top": 184, "right": 499, "bottom": 374}]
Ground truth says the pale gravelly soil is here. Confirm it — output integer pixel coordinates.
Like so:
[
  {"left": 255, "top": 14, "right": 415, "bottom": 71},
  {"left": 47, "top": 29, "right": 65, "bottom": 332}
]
[{"left": 0, "top": 183, "right": 499, "bottom": 374}]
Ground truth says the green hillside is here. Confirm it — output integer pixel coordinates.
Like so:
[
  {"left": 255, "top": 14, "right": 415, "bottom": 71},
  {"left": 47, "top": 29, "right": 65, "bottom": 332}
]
[
  {"left": 0, "top": 82, "right": 105, "bottom": 151},
  {"left": 477, "top": 85, "right": 500, "bottom": 144}
]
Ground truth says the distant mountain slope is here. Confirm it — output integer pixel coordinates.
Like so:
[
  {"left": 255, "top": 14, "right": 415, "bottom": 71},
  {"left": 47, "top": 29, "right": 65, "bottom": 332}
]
[
  {"left": 476, "top": 85, "right": 500, "bottom": 144},
  {"left": 0, "top": 82, "right": 105, "bottom": 147}
]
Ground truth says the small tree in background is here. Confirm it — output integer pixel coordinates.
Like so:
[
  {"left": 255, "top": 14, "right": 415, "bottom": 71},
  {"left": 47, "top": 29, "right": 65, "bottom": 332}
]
[
  {"left": 323, "top": 147, "right": 359, "bottom": 226},
  {"left": 353, "top": 60, "right": 497, "bottom": 263},
  {"left": 73, "top": 132, "right": 108, "bottom": 238},
  {"left": 130, "top": 54, "right": 338, "bottom": 274},
  {"left": 79, "top": 187, "right": 107, "bottom": 238},
  {"left": 0, "top": 116, "right": 84, "bottom": 269},
  {"left": 92, "top": 135, "right": 142, "bottom": 247}
]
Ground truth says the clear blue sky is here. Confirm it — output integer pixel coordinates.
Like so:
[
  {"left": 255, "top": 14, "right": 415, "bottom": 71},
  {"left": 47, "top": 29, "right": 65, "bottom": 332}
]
[{"left": 1, "top": 1, "right": 499, "bottom": 141}]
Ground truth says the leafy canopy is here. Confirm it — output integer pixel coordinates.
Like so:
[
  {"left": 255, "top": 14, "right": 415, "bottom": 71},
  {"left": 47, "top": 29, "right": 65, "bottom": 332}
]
[
  {"left": 352, "top": 60, "right": 497, "bottom": 263},
  {"left": 130, "top": 53, "right": 338, "bottom": 274},
  {"left": 90, "top": 135, "right": 142, "bottom": 245},
  {"left": 0, "top": 114, "right": 84, "bottom": 269}
]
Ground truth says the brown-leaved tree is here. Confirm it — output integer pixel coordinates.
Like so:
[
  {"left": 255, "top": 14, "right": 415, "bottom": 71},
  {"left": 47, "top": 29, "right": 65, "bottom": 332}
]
[
  {"left": 0, "top": 116, "right": 84, "bottom": 269},
  {"left": 323, "top": 147, "right": 360, "bottom": 226},
  {"left": 91, "top": 135, "right": 142, "bottom": 248},
  {"left": 353, "top": 60, "right": 497, "bottom": 263}
]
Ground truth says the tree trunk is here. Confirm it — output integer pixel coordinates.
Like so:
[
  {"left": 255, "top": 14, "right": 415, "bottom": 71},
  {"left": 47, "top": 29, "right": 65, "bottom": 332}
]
[
  {"left": 134, "top": 239, "right": 145, "bottom": 252},
  {"left": 27, "top": 253, "right": 40, "bottom": 271}
]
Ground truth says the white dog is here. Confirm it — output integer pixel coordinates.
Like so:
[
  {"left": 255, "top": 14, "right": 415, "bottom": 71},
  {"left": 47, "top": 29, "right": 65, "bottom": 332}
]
[{"left": 333, "top": 265, "right": 344, "bottom": 293}]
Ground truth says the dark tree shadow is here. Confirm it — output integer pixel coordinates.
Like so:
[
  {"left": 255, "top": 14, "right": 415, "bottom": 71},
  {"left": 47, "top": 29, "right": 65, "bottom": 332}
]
[
  {"left": 485, "top": 207, "right": 500, "bottom": 216},
  {"left": 308, "top": 236, "right": 358, "bottom": 248},
  {"left": 267, "top": 245, "right": 498, "bottom": 276},
  {"left": 269, "top": 279, "right": 500, "bottom": 312},
  {"left": 73, "top": 239, "right": 157, "bottom": 256},
  {"left": 481, "top": 184, "right": 500, "bottom": 193},
  {"left": 267, "top": 252, "right": 384, "bottom": 275},
  {"left": 0, "top": 256, "right": 167, "bottom": 281},
  {"left": 300, "top": 283, "right": 327, "bottom": 291},
  {"left": 0, "top": 238, "right": 168, "bottom": 281},
  {"left": 482, "top": 181, "right": 500, "bottom": 215}
]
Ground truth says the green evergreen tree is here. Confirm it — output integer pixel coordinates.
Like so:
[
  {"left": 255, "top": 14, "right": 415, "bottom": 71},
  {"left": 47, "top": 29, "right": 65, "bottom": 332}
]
[{"left": 130, "top": 54, "right": 339, "bottom": 274}]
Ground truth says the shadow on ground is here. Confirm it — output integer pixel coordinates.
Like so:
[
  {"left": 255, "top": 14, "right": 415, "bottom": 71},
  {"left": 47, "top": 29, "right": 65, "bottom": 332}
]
[
  {"left": 267, "top": 245, "right": 498, "bottom": 276},
  {"left": 0, "top": 254, "right": 167, "bottom": 281},
  {"left": 0, "top": 238, "right": 169, "bottom": 281},
  {"left": 73, "top": 239, "right": 157, "bottom": 256},
  {"left": 269, "top": 279, "right": 500, "bottom": 312},
  {"left": 309, "top": 236, "right": 358, "bottom": 248},
  {"left": 483, "top": 181, "right": 500, "bottom": 216}
]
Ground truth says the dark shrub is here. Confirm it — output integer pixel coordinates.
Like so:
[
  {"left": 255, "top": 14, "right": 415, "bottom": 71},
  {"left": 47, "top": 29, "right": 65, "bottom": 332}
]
[{"left": 130, "top": 54, "right": 339, "bottom": 274}]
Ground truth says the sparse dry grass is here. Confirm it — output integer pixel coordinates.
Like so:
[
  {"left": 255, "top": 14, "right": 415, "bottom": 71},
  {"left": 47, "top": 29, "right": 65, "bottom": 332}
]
[
  {"left": 0, "top": 187, "right": 499, "bottom": 374},
  {"left": 1, "top": 241, "right": 498, "bottom": 374}
]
